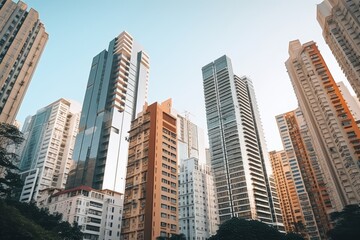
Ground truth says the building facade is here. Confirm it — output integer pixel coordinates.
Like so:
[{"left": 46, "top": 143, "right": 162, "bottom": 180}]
[
  {"left": 337, "top": 81, "right": 360, "bottom": 123},
  {"left": 273, "top": 109, "right": 333, "bottom": 239},
  {"left": 172, "top": 110, "right": 206, "bottom": 164},
  {"left": 286, "top": 40, "right": 360, "bottom": 210},
  {"left": 121, "top": 100, "right": 178, "bottom": 240},
  {"left": 317, "top": 0, "right": 360, "bottom": 101},
  {"left": 66, "top": 31, "right": 149, "bottom": 193},
  {"left": 0, "top": 0, "right": 48, "bottom": 124},
  {"left": 269, "top": 150, "right": 307, "bottom": 234},
  {"left": 178, "top": 157, "right": 219, "bottom": 240},
  {"left": 39, "top": 186, "right": 123, "bottom": 240},
  {"left": 202, "top": 55, "right": 283, "bottom": 227},
  {"left": 18, "top": 98, "right": 80, "bottom": 203}
]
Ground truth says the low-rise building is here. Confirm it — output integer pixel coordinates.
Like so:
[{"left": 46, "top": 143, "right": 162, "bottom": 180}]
[{"left": 39, "top": 186, "right": 123, "bottom": 240}]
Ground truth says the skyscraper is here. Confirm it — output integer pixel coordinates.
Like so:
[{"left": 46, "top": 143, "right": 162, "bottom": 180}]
[
  {"left": 18, "top": 98, "right": 80, "bottom": 203},
  {"left": 121, "top": 99, "right": 178, "bottom": 240},
  {"left": 286, "top": 40, "right": 360, "bottom": 209},
  {"left": 317, "top": 0, "right": 360, "bottom": 101},
  {"left": 0, "top": 0, "right": 48, "bottom": 124},
  {"left": 269, "top": 151, "right": 298, "bottom": 234},
  {"left": 273, "top": 109, "right": 333, "bottom": 239},
  {"left": 66, "top": 31, "right": 149, "bottom": 192},
  {"left": 202, "top": 55, "right": 282, "bottom": 227}
]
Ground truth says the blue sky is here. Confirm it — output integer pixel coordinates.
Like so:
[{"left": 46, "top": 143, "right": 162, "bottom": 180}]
[{"left": 18, "top": 0, "right": 348, "bottom": 151}]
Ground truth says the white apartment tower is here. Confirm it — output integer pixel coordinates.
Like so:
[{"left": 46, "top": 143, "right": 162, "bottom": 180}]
[
  {"left": 202, "top": 55, "right": 283, "bottom": 227},
  {"left": 18, "top": 98, "right": 81, "bottom": 203},
  {"left": 178, "top": 158, "right": 219, "bottom": 239},
  {"left": 175, "top": 111, "right": 219, "bottom": 239}
]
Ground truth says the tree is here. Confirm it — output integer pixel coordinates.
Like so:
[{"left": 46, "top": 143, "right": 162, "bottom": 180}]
[
  {"left": 156, "top": 233, "right": 186, "bottom": 240},
  {"left": 327, "top": 204, "right": 360, "bottom": 240},
  {"left": 284, "top": 232, "right": 305, "bottom": 240},
  {"left": 0, "top": 123, "right": 24, "bottom": 198},
  {"left": 208, "top": 217, "right": 281, "bottom": 240},
  {"left": 170, "top": 233, "right": 186, "bottom": 240},
  {"left": 1, "top": 199, "right": 84, "bottom": 239},
  {"left": 208, "top": 217, "right": 304, "bottom": 240}
]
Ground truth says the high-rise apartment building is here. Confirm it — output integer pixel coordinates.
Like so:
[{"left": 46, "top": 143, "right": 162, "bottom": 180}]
[
  {"left": 18, "top": 98, "right": 80, "bottom": 203},
  {"left": 121, "top": 99, "right": 178, "bottom": 240},
  {"left": 269, "top": 150, "right": 308, "bottom": 235},
  {"left": 174, "top": 111, "right": 219, "bottom": 238},
  {"left": 273, "top": 109, "right": 333, "bottom": 239},
  {"left": 0, "top": 0, "right": 48, "bottom": 124},
  {"left": 66, "top": 31, "right": 149, "bottom": 193},
  {"left": 317, "top": 0, "right": 360, "bottom": 101},
  {"left": 286, "top": 40, "right": 360, "bottom": 210},
  {"left": 202, "top": 55, "right": 283, "bottom": 227},
  {"left": 178, "top": 157, "right": 219, "bottom": 239}
]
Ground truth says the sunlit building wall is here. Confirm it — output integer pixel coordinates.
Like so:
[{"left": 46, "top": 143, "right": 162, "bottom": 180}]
[
  {"left": 317, "top": 0, "right": 360, "bottom": 102},
  {"left": 121, "top": 100, "right": 178, "bottom": 240},
  {"left": 66, "top": 31, "right": 149, "bottom": 193},
  {"left": 274, "top": 109, "right": 333, "bottom": 239},
  {"left": 286, "top": 40, "right": 360, "bottom": 210},
  {"left": 337, "top": 81, "right": 360, "bottom": 123},
  {"left": 269, "top": 151, "right": 304, "bottom": 234},
  {"left": 0, "top": 0, "right": 48, "bottom": 124}
]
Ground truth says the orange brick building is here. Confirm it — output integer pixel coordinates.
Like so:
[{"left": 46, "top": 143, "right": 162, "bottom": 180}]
[{"left": 121, "top": 99, "right": 178, "bottom": 240}]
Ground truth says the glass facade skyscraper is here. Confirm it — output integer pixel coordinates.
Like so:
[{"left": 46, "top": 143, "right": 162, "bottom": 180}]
[
  {"left": 202, "top": 55, "right": 283, "bottom": 228},
  {"left": 66, "top": 31, "right": 149, "bottom": 192}
]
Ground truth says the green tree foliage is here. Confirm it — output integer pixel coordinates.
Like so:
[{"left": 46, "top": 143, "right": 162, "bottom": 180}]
[
  {"left": 208, "top": 217, "right": 304, "bottom": 240},
  {"left": 284, "top": 232, "right": 306, "bottom": 240},
  {"left": 0, "top": 200, "right": 58, "bottom": 239},
  {"left": 0, "top": 123, "right": 24, "bottom": 198},
  {"left": 327, "top": 204, "right": 360, "bottom": 240},
  {"left": 0, "top": 199, "right": 84, "bottom": 240},
  {"left": 156, "top": 233, "right": 186, "bottom": 240}
]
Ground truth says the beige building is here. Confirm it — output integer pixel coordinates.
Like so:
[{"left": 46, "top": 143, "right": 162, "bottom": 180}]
[
  {"left": 273, "top": 109, "right": 333, "bottom": 239},
  {"left": 317, "top": 0, "right": 360, "bottom": 102},
  {"left": 121, "top": 99, "right": 178, "bottom": 240},
  {"left": 286, "top": 40, "right": 360, "bottom": 211},
  {"left": 269, "top": 151, "right": 304, "bottom": 235},
  {"left": 0, "top": 0, "right": 48, "bottom": 124}
]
